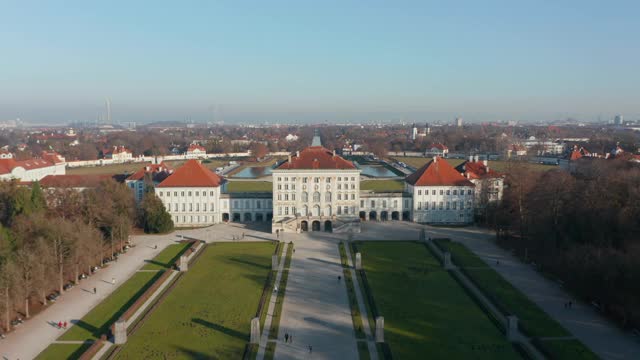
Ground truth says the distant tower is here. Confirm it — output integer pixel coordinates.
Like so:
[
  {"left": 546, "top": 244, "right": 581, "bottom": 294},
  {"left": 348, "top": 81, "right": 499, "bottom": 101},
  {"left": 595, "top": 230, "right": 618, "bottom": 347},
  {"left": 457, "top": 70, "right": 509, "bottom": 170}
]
[
  {"left": 411, "top": 123, "right": 418, "bottom": 140},
  {"left": 105, "top": 98, "right": 112, "bottom": 125},
  {"left": 455, "top": 117, "right": 463, "bottom": 127},
  {"left": 425, "top": 122, "right": 431, "bottom": 135},
  {"left": 614, "top": 114, "right": 623, "bottom": 125}
]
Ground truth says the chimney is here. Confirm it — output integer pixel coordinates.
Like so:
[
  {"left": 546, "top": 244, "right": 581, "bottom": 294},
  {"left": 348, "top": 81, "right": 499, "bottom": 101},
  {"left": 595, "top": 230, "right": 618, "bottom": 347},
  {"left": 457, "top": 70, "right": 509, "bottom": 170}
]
[
  {"left": 469, "top": 155, "right": 473, "bottom": 162},
  {"left": 333, "top": 150, "right": 336, "bottom": 156},
  {"left": 288, "top": 154, "right": 292, "bottom": 163},
  {"left": 296, "top": 151, "right": 300, "bottom": 157},
  {"left": 474, "top": 155, "right": 479, "bottom": 162},
  {"left": 483, "top": 160, "right": 488, "bottom": 167},
  {"left": 433, "top": 156, "right": 437, "bottom": 163}
]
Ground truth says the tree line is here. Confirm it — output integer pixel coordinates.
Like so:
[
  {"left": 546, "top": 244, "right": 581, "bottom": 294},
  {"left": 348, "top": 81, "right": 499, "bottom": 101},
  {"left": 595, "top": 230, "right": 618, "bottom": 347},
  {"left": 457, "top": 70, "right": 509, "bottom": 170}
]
[
  {"left": 0, "top": 179, "right": 172, "bottom": 332},
  {"left": 490, "top": 159, "right": 640, "bottom": 329}
]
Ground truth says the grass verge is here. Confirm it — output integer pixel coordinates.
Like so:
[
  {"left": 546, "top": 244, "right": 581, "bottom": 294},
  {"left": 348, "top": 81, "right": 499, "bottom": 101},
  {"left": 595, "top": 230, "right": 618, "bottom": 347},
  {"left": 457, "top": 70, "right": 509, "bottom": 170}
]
[
  {"left": 356, "top": 241, "right": 519, "bottom": 360},
  {"left": 360, "top": 179, "right": 404, "bottom": 192},
  {"left": 226, "top": 181, "right": 273, "bottom": 193},
  {"left": 115, "top": 242, "right": 273, "bottom": 359},
  {"left": 339, "top": 242, "right": 366, "bottom": 339},
  {"left": 267, "top": 243, "right": 293, "bottom": 340},
  {"left": 141, "top": 242, "right": 191, "bottom": 270},
  {"left": 35, "top": 342, "right": 92, "bottom": 360}
]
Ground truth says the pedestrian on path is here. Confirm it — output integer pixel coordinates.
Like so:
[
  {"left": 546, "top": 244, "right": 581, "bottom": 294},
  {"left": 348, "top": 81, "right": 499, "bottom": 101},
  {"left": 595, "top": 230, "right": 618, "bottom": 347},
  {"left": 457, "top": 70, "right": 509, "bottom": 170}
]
[
  {"left": 57, "top": 321, "right": 62, "bottom": 329},
  {"left": 93, "top": 287, "right": 96, "bottom": 294},
  {"left": 285, "top": 333, "right": 289, "bottom": 342},
  {"left": 242, "top": 232, "right": 245, "bottom": 239},
  {"left": 111, "top": 277, "right": 115, "bottom": 285},
  {"left": 308, "top": 345, "right": 312, "bottom": 353},
  {"left": 63, "top": 321, "right": 67, "bottom": 329},
  {"left": 155, "top": 245, "right": 158, "bottom": 249},
  {"left": 338, "top": 275, "right": 341, "bottom": 281},
  {"left": 289, "top": 334, "right": 293, "bottom": 343}
]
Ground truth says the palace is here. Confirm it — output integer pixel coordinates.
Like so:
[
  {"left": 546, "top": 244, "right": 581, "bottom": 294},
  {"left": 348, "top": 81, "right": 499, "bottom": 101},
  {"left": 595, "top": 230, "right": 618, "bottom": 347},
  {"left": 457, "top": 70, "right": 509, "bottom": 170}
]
[{"left": 150, "top": 136, "right": 502, "bottom": 231}]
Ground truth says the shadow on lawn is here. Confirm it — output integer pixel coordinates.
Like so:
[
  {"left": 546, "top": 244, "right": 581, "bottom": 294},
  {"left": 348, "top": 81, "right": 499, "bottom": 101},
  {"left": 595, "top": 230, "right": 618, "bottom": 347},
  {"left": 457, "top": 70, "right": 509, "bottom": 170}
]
[
  {"left": 143, "top": 243, "right": 191, "bottom": 269},
  {"left": 227, "top": 256, "right": 270, "bottom": 270},
  {"left": 191, "top": 318, "right": 248, "bottom": 341}
]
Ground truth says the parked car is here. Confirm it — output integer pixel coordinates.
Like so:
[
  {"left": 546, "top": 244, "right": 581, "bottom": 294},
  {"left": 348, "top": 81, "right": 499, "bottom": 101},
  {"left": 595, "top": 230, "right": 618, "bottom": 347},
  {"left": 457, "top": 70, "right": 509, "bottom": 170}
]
[
  {"left": 63, "top": 283, "right": 74, "bottom": 291},
  {"left": 91, "top": 266, "right": 99, "bottom": 273},
  {"left": 10, "top": 318, "right": 23, "bottom": 327},
  {"left": 78, "top": 273, "right": 87, "bottom": 280},
  {"left": 46, "top": 291, "right": 60, "bottom": 302}
]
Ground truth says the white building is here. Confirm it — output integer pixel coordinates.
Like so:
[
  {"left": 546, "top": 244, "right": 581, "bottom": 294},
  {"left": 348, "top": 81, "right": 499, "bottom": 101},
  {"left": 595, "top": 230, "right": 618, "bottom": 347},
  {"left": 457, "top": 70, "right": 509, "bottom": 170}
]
[
  {"left": 522, "top": 136, "right": 565, "bottom": 155},
  {"left": 285, "top": 134, "right": 299, "bottom": 142},
  {"left": 125, "top": 162, "right": 173, "bottom": 203},
  {"left": 105, "top": 146, "right": 133, "bottom": 163},
  {"left": 185, "top": 144, "right": 207, "bottom": 159},
  {"left": 272, "top": 146, "right": 361, "bottom": 233},
  {"left": 455, "top": 156, "right": 504, "bottom": 206},
  {"left": 425, "top": 143, "right": 449, "bottom": 157},
  {"left": 0, "top": 150, "right": 66, "bottom": 182},
  {"left": 405, "top": 156, "right": 475, "bottom": 224},
  {"left": 156, "top": 159, "right": 224, "bottom": 227}
]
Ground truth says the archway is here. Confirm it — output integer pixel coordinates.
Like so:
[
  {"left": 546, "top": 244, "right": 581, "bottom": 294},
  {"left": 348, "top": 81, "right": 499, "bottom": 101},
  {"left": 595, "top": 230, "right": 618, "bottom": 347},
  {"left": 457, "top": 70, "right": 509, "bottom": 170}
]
[
  {"left": 256, "top": 213, "right": 264, "bottom": 222},
  {"left": 369, "top": 211, "right": 377, "bottom": 221},
  {"left": 402, "top": 211, "right": 410, "bottom": 221},
  {"left": 222, "top": 213, "right": 230, "bottom": 222},
  {"left": 381, "top": 211, "right": 388, "bottom": 221},
  {"left": 312, "top": 205, "right": 320, "bottom": 217},
  {"left": 324, "top": 220, "right": 332, "bottom": 232},
  {"left": 301, "top": 220, "right": 309, "bottom": 232},
  {"left": 232, "top": 213, "right": 241, "bottom": 222},
  {"left": 391, "top": 211, "right": 400, "bottom": 221},
  {"left": 244, "top": 213, "right": 252, "bottom": 222},
  {"left": 312, "top": 220, "right": 321, "bottom": 231},
  {"left": 359, "top": 211, "right": 366, "bottom": 221}
]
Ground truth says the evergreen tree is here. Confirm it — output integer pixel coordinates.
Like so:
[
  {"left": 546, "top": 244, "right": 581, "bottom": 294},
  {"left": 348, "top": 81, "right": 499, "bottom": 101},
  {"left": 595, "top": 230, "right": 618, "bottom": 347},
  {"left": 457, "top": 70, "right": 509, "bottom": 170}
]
[{"left": 138, "top": 191, "right": 174, "bottom": 234}]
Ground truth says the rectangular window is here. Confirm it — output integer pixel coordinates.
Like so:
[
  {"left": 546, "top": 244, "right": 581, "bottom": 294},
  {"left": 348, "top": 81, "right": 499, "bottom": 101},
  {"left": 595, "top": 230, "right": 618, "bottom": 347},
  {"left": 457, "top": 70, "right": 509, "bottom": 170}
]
[
  {"left": 327, "top": 178, "right": 331, "bottom": 183},
  {"left": 196, "top": 203, "right": 199, "bottom": 211},
  {"left": 195, "top": 191, "right": 199, "bottom": 196},
  {"left": 188, "top": 191, "right": 192, "bottom": 196},
  {"left": 418, "top": 190, "right": 422, "bottom": 195},
  {"left": 351, "top": 184, "right": 355, "bottom": 189},
  {"left": 453, "top": 190, "right": 457, "bottom": 195},
  {"left": 174, "top": 204, "right": 178, "bottom": 212},
  {"left": 446, "top": 202, "right": 450, "bottom": 210},
  {"left": 285, "top": 184, "right": 288, "bottom": 190},
  {"left": 468, "top": 190, "right": 472, "bottom": 195},
  {"left": 210, "top": 191, "right": 214, "bottom": 196},
  {"left": 159, "top": 191, "right": 163, "bottom": 196},
  {"left": 452, "top": 202, "right": 457, "bottom": 210},
  {"left": 351, "top": 177, "right": 355, "bottom": 181},
  {"left": 174, "top": 191, "right": 178, "bottom": 196},
  {"left": 314, "top": 177, "right": 319, "bottom": 183},
  {"left": 257, "top": 201, "right": 261, "bottom": 209},
  {"left": 440, "top": 190, "right": 444, "bottom": 195},
  {"left": 361, "top": 200, "right": 364, "bottom": 207},
  {"left": 303, "top": 178, "right": 308, "bottom": 183},
  {"left": 182, "top": 203, "right": 185, "bottom": 211},
  {"left": 181, "top": 191, "right": 184, "bottom": 196},
  {"left": 432, "top": 202, "right": 436, "bottom": 210},
  {"left": 292, "top": 194, "right": 296, "bottom": 201},
  {"left": 203, "top": 203, "right": 207, "bottom": 211},
  {"left": 285, "top": 207, "right": 289, "bottom": 215},
  {"left": 338, "top": 177, "right": 341, "bottom": 181},
  {"left": 460, "top": 201, "right": 464, "bottom": 210},
  {"left": 418, "top": 202, "right": 422, "bottom": 210},
  {"left": 382, "top": 200, "right": 387, "bottom": 208},
  {"left": 446, "top": 190, "right": 450, "bottom": 195},
  {"left": 211, "top": 203, "right": 215, "bottom": 211},
  {"left": 439, "top": 202, "right": 443, "bottom": 210},
  {"left": 351, "top": 194, "right": 355, "bottom": 200},
  {"left": 371, "top": 200, "right": 375, "bottom": 208},
  {"left": 432, "top": 190, "right": 436, "bottom": 195},
  {"left": 343, "top": 206, "right": 348, "bottom": 214},
  {"left": 394, "top": 200, "right": 398, "bottom": 208},
  {"left": 338, "top": 194, "right": 342, "bottom": 200},
  {"left": 285, "top": 194, "right": 289, "bottom": 201},
  {"left": 189, "top": 203, "right": 193, "bottom": 211}
]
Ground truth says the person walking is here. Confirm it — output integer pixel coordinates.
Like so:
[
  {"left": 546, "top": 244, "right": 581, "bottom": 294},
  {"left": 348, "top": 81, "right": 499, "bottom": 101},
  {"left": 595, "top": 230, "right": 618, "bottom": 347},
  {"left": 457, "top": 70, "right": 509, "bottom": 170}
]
[
  {"left": 338, "top": 275, "right": 341, "bottom": 281},
  {"left": 289, "top": 334, "right": 293, "bottom": 343},
  {"left": 93, "top": 287, "right": 97, "bottom": 294},
  {"left": 285, "top": 333, "right": 289, "bottom": 343},
  {"left": 308, "top": 345, "right": 312, "bottom": 353},
  {"left": 63, "top": 321, "right": 67, "bottom": 329},
  {"left": 57, "top": 321, "right": 62, "bottom": 329},
  {"left": 111, "top": 277, "right": 115, "bottom": 285}
]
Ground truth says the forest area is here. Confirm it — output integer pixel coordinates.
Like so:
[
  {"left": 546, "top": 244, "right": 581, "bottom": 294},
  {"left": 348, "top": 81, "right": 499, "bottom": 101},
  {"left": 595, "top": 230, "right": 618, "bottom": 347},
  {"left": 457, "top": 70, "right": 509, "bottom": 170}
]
[
  {"left": 490, "top": 159, "right": 640, "bottom": 330},
  {"left": 0, "top": 179, "right": 170, "bottom": 332}
]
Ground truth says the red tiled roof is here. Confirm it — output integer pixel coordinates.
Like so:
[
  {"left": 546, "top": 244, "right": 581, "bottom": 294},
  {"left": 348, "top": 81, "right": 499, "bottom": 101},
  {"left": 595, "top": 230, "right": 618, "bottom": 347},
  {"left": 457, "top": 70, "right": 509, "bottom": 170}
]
[
  {"left": 126, "top": 162, "right": 173, "bottom": 182},
  {"left": 276, "top": 146, "right": 356, "bottom": 170},
  {"left": 455, "top": 161, "right": 502, "bottom": 180},
  {"left": 157, "top": 159, "right": 223, "bottom": 187},
  {"left": 406, "top": 157, "right": 474, "bottom": 187},
  {"left": 0, "top": 155, "right": 62, "bottom": 175},
  {"left": 187, "top": 144, "right": 206, "bottom": 152},
  {"left": 38, "top": 174, "right": 116, "bottom": 188},
  {"left": 429, "top": 143, "right": 448, "bottom": 151}
]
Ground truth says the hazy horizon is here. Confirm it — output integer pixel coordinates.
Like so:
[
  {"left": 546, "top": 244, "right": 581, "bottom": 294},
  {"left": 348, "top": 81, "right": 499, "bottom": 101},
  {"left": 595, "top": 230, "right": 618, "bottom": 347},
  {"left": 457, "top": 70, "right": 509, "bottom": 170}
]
[{"left": 1, "top": 1, "right": 638, "bottom": 124}]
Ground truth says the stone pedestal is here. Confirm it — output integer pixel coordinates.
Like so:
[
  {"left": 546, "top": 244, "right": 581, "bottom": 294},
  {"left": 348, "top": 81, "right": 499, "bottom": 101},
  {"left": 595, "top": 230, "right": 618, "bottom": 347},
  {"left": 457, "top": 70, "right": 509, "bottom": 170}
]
[
  {"left": 443, "top": 252, "right": 453, "bottom": 270},
  {"left": 179, "top": 255, "right": 189, "bottom": 272},
  {"left": 507, "top": 315, "right": 519, "bottom": 341},
  {"left": 355, "top": 252, "right": 362, "bottom": 270},
  {"left": 113, "top": 318, "right": 127, "bottom": 344},
  {"left": 375, "top": 316, "right": 384, "bottom": 343},
  {"left": 250, "top": 317, "right": 260, "bottom": 344},
  {"left": 272, "top": 254, "right": 278, "bottom": 270}
]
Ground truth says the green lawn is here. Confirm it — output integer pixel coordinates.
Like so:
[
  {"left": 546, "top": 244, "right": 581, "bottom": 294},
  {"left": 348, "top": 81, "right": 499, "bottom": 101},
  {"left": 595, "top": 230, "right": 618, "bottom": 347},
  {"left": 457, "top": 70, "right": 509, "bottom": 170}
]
[
  {"left": 226, "top": 181, "right": 273, "bottom": 193},
  {"left": 435, "top": 240, "right": 569, "bottom": 338},
  {"left": 58, "top": 271, "right": 162, "bottom": 341},
  {"left": 357, "top": 241, "right": 520, "bottom": 360},
  {"left": 541, "top": 339, "right": 599, "bottom": 360},
  {"left": 141, "top": 242, "right": 191, "bottom": 271},
  {"left": 360, "top": 180, "right": 404, "bottom": 192},
  {"left": 115, "top": 242, "right": 274, "bottom": 359},
  {"left": 35, "top": 343, "right": 92, "bottom": 360}
]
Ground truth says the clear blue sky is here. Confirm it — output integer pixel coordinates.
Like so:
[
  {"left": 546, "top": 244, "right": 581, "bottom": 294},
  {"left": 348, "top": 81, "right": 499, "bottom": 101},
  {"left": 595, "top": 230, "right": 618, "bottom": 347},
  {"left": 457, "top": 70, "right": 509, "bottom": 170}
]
[{"left": 0, "top": 0, "right": 637, "bottom": 124}]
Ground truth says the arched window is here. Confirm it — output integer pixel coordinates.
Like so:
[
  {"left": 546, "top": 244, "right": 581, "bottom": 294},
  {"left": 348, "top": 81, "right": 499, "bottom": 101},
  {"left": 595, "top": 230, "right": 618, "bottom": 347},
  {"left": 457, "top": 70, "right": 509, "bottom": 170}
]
[
  {"left": 302, "top": 191, "right": 308, "bottom": 202},
  {"left": 313, "top": 192, "right": 320, "bottom": 202},
  {"left": 325, "top": 192, "right": 332, "bottom": 202}
]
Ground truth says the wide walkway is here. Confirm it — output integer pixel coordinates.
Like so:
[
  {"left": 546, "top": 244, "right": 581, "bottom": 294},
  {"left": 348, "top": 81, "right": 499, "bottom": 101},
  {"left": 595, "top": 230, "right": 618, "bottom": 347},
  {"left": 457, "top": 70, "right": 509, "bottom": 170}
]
[
  {"left": 0, "top": 223, "right": 275, "bottom": 360},
  {"left": 275, "top": 233, "right": 358, "bottom": 360},
  {"left": 356, "top": 221, "right": 640, "bottom": 360}
]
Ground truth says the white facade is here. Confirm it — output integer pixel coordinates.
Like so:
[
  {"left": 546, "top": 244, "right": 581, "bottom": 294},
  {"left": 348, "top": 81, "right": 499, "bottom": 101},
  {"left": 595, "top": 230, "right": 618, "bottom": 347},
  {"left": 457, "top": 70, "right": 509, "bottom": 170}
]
[
  {"left": 358, "top": 192, "right": 412, "bottom": 221},
  {"left": 185, "top": 146, "right": 207, "bottom": 159},
  {"left": 408, "top": 184, "right": 475, "bottom": 224},
  {"left": 156, "top": 187, "right": 222, "bottom": 227},
  {"left": 0, "top": 152, "right": 66, "bottom": 182},
  {"left": 272, "top": 168, "right": 361, "bottom": 231}
]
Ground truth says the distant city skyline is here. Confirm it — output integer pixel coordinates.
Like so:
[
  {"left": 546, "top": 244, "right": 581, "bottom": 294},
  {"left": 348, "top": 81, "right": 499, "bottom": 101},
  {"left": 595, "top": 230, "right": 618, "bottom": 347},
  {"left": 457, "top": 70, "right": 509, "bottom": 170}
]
[{"left": 1, "top": 1, "right": 638, "bottom": 124}]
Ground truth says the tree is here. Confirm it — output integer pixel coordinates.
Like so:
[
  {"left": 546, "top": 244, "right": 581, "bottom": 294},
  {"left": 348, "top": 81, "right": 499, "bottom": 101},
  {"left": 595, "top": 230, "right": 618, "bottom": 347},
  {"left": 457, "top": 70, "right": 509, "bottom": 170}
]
[
  {"left": 249, "top": 142, "right": 268, "bottom": 160},
  {"left": 138, "top": 191, "right": 174, "bottom": 234}
]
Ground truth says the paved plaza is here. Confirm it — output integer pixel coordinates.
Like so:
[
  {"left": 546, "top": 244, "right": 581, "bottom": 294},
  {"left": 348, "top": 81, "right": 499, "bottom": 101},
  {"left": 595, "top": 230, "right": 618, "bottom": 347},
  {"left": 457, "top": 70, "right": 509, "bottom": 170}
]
[
  {"left": 274, "top": 232, "right": 358, "bottom": 360},
  {"left": 4, "top": 220, "right": 640, "bottom": 360}
]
